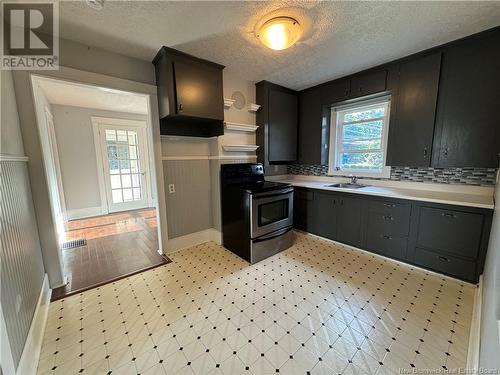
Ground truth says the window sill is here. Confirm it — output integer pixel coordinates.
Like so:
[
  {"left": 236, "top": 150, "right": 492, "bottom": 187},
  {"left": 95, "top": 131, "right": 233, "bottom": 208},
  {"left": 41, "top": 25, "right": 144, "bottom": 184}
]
[{"left": 328, "top": 166, "right": 391, "bottom": 179}]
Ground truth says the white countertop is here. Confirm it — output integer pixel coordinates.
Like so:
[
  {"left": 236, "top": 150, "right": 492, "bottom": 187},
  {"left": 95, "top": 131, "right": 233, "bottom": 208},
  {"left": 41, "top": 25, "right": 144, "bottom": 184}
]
[{"left": 266, "top": 175, "right": 495, "bottom": 209}]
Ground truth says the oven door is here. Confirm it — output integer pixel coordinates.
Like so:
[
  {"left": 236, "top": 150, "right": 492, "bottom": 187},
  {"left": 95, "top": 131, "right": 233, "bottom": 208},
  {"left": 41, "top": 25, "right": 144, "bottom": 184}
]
[{"left": 251, "top": 187, "right": 294, "bottom": 239}]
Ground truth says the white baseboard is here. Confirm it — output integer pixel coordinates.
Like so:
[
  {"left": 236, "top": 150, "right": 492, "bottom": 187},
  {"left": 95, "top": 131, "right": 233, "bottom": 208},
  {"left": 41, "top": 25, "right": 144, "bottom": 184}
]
[
  {"left": 16, "top": 274, "right": 51, "bottom": 375},
  {"left": 166, "top": 228, "right": 221, "bottom": 254},
  {"left": 66, "top": 206, "right": 105, "bottom": 220},
  {"left": 466, "top": 275, "right": 483, "bottom": 370}
]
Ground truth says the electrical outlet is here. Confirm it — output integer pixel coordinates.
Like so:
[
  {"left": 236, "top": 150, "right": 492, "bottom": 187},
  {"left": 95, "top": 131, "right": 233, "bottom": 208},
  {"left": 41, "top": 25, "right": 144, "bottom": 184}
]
[{"left": 168, "top": 184, "right": 175, "bottom": 193}]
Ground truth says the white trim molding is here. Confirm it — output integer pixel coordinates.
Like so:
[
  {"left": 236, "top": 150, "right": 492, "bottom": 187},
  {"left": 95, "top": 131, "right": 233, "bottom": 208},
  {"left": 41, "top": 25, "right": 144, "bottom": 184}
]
[
  {"left": 224, "top": 122, "right": 259, "bottom": 132},
  {"left": 166, "top": 229, "right": 221, "bottom": 254},
  {"left": 0, "top": 154, "right": 29, "bottom": 162},
  {"left": 66, "top": 206, "right": 105, "bottom": 220},
  {"left": 162, "top": 155, "right": 258, "bottom": 161},
  {"left": 222, "top": 145, "right": 259, "bottom": 152},
  {"left": 329, "top": 97, "right": 392, "bottom": 179},
  {"left": 16, "top": 274, "right": 51, "bottom": 375},
  {"left": 466, "top": 275, "right": 483, "bottom": 371}
]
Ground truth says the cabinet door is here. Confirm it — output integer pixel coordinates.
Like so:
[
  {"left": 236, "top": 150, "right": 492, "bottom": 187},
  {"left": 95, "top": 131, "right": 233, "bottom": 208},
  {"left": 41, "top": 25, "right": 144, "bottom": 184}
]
[
  {"left": 417, "top": 207, "right": 483, "bottom": 259},
  {"left": 336, "top": 197, "right": 363, "bottom": 247},
  {"left": 173, "top": 60, "right": 223, "bottom": 120},
  {"left": 268, "top": 88, "right": 298, "bottom": 162},
  {"left": 350, "top": 70, "right": 387, "bottom": 99},
  {"left": 311, "top": 192, "right": 337, "bottom": 240},
  {"left": 433, "top": 30, "right": 500, "bottom": 167},
  {"left": 321, "top": 80, "right": 350, "bottom": 105},
  {"left": 387, "top": 53, "right": 441, "bottom": 167},
  {"left": 293, "top": 189, "right": 315, "bottom": 232},
  {"left": 298, "top": 88, "right": 327, "bottom": 164}
]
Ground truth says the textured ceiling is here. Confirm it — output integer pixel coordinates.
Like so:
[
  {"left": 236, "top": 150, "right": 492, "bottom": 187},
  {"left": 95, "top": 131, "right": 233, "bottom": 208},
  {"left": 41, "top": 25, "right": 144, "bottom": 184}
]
[
  {"left": 38, "top": 77, "right": 148, "bottom": 114},
  {"left": 60, "top": 1, "right": 500, "bottom": 90}
]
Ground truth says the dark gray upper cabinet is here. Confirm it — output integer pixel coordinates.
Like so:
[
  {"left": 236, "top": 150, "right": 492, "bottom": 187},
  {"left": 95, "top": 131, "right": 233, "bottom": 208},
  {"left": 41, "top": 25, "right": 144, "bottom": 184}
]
[
  {"left": 432, "top": 29, "right": 500, "bottom": 168},
  {"left": 297, "top": 87, "right": 328, "bottom": 165},
  {"left": 153, "top": 46, "right": 225, "bottom": 137},
  {"left": 386, "top": 52, "right": 442, "bottom": 167},
  {"left": 173, "top": 60, "right": 223, "bottom": 120},
  {"left": 256, "top": 81, "right": 298, "bottom": 165},
  {"left": 350, "top": 70, "right": 387, "bottom": 99},
  {"left": 322, "top": 80, "right": 350, "bottom": 104}
]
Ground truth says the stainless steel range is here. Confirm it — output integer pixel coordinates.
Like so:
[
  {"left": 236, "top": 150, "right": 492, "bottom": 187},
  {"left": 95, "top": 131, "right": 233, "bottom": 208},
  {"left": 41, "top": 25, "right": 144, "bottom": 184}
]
[{"left": 220, "top": 163, "right": 294, "bottom": 263}]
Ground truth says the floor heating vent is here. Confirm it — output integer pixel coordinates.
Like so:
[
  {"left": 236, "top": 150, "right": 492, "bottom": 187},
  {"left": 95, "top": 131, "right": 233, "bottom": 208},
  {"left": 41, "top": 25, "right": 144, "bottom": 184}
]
[{"left": 61, "top": 239, "right": 87, "bottom": 250}]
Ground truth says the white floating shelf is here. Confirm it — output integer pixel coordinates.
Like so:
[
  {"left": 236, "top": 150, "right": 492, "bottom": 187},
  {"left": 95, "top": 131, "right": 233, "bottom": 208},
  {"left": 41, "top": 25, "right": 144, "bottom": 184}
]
[
  {"left": 247, "top": 103, "right": 261, "bottom": 112},
  {"left": 224, "top": 98, "right": 235, "bottom": 109},
  {"left": 222, "top": 145, "right": 259, "bottom": 152},
  {"left": 224, "top": 121, "right": 259, "bottom": 132}
]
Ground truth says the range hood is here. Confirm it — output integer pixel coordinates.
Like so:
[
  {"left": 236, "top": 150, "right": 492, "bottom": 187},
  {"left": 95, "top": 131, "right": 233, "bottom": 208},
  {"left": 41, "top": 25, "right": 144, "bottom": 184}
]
[{"left": 153, "top": 46, "right": 225, "bottom": 137}]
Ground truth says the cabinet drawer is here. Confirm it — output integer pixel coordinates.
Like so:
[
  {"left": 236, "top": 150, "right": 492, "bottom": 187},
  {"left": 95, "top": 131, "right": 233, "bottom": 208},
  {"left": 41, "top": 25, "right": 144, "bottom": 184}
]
[
  {"left": 413, "top": 247, "right": 476, "bottom": 281},
  {"left": 417, "top": 207, "right": 483, "bottom": 259},
  {"left": 367, "top": 211, "right": 410, "bottom": 237},
  {"left": 369, "top": 200, "right": 411, "bottom": 218},
  {"left": 366, "top": 231, "right": 407, "bottom": 260}
]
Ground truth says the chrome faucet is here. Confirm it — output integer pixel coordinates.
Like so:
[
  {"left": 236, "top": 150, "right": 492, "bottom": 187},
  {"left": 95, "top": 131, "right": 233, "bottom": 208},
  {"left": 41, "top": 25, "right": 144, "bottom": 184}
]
[{"left": 350, "top": 175, "right": 358, "bottom": 185}]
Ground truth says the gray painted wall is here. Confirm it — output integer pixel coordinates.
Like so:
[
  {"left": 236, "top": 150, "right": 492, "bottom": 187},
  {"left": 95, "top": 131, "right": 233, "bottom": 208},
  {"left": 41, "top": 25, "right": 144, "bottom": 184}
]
[
  {"left": 59, "top": 38, "right": 155, "bottom": 85},
  {"left": 10, "top": 37, "right": 156, "bottom": 286},
  {"left": 479, "top": 180, "right": 500, "bottom": 369},
  {"left": 1, "top": 71, "right": 25, "bottom": 156},
  {"left": 163, "top": 159, "right": 212, "bottom": 238},
  {"left": 51, "top": 105, "right": 148, "bottom": 212}
]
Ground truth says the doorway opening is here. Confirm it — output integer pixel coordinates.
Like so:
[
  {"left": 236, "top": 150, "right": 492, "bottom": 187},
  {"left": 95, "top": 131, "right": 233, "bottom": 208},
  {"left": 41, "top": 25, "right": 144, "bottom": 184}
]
[{"left": 31, "top": 75, "right": 169, "bottom": 300}]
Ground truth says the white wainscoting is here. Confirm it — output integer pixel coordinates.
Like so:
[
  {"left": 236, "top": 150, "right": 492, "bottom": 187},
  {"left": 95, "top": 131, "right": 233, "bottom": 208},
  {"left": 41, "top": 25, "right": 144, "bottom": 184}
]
[{"left": 16, "top": 275, "right": 51, "bottom": 375}]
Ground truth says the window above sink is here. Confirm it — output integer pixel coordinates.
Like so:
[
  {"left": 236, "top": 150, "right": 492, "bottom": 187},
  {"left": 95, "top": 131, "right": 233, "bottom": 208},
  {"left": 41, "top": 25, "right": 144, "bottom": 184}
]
[{"left": 328, "top": 97, "right": 391, "bottom": 178}]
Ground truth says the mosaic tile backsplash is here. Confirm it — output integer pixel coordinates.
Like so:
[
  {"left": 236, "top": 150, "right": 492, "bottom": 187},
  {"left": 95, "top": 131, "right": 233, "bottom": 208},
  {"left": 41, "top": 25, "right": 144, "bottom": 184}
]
[{"left": 287, "top": 165, "right": 498, "bottom": 186}]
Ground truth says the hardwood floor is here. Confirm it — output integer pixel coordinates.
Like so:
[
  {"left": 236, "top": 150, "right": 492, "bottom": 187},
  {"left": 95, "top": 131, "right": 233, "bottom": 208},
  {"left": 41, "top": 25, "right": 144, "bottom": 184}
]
[{"left": 52, "top": 208, "right": 170, "bottom": 301}]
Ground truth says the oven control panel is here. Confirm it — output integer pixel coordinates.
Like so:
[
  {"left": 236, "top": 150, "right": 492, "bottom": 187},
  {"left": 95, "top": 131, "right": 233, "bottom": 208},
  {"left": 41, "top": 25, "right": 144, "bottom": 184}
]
[{"left": 221, "top": 163, "right": 264, "bottom": 184}]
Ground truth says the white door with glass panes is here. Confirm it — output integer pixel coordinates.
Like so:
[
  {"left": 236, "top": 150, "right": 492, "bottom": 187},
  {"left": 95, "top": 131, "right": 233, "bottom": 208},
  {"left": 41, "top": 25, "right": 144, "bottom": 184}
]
[{"left": 96, "top": 121, "right": 150, "bottom": 213}]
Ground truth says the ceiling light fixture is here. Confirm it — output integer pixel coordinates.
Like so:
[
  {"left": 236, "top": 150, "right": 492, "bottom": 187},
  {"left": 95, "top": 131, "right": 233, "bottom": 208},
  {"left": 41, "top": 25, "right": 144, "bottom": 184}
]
[{"left": 256, "top": 16, "right": 303, "bottom": 51}]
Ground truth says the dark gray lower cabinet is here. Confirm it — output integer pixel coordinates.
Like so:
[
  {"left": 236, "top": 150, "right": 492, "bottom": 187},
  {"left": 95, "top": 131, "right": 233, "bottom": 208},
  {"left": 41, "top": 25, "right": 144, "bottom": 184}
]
[
  {"left": 311, "top": 192, "right": 337, "bottom": 239},
  {"left": 416, "top": 207, "right": 483, "bottom": 259},
  {"left": 293, "top": 189, "right": 315, "bottom": 232},
  {"left": 365, "top": 200, "right": 411, "bottom": 260},
  {"left": 366, "top": 231, "right": 408, "bottom": 260},
  {"left": 292, "top": 187, "right": 492, "bottom": 282},
  {"left": 413, "top": 248, "right": 476, "bottom": 282},
  {"left": 336, "top": 197, "right": 363, "bottom": 247}
]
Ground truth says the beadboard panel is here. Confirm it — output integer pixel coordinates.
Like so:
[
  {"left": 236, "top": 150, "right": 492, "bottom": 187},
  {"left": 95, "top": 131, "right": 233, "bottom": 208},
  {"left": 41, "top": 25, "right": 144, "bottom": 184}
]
[
  {"left": 163, "top": 160, "right": 212, "bottom": 238},
  {"left": 0, "top": 160, "right": 45, "bottom": 369}
]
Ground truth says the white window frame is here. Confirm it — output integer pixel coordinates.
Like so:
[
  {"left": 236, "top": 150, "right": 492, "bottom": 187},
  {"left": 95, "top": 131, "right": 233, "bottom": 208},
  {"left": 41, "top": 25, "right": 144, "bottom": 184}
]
[{"left": 328, "top": 97, "right": 391, "bottom": 178}]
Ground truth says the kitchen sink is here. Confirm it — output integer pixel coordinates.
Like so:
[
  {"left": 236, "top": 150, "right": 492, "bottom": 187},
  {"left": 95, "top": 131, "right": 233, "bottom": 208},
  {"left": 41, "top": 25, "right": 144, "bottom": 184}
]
[{"left": 325, "top": 183, "right": 367, "bottom": 189}]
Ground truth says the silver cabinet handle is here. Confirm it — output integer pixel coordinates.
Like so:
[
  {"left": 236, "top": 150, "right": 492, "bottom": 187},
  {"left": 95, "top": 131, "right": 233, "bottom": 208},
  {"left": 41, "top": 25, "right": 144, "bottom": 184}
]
[{"left": 441, "top": 212, "right": 456, "bottom": 218}]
